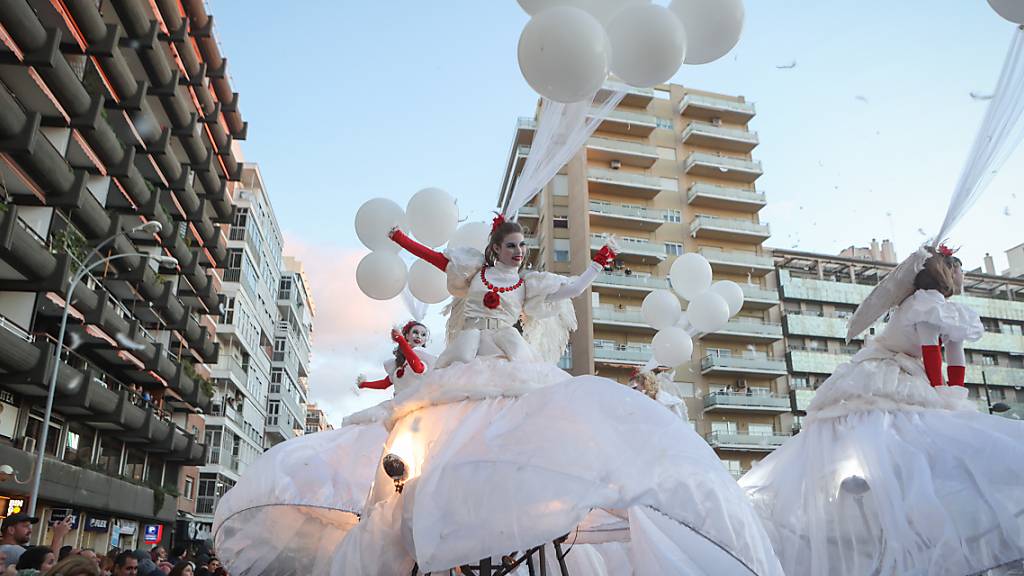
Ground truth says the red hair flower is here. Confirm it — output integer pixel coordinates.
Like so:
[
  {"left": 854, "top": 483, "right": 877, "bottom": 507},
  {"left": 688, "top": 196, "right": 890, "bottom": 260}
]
[
  {"left": 491, "top": 213, "right": 506, "bottom": 233},
  {"left": 937, "top": 244, "right": 957, "bottom": 257},
  {"left": 483, "top": 291, "right": 501, "bottom": 309}
]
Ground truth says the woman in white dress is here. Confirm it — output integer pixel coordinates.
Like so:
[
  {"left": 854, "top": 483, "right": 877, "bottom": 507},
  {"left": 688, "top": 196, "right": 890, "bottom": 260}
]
[
  {"left": 214, "top": 217, "right": 785, "bottom": 576},
  {"left": 740, "top": 246, "right": 1024, "bottom": 576}
]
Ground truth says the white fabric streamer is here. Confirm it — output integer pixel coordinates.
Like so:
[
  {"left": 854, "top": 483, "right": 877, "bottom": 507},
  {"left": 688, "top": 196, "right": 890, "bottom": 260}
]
[
  {"left": 934, "top": 26, "right": 1024, "bottom": 243},
  {"left": 503, "top": 89, "right": 627, "bottom": 218},
  {"left": 401, "top": 286, "right": 428, "bottom": 321}
]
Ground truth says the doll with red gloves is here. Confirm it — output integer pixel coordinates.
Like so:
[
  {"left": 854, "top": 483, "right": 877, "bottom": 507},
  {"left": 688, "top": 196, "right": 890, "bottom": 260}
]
[
  {"left": 740, "top": 244, "right": 1024, "bottom": 576},
  {"left": 388, "top": 215, "right": 617, "bottom": 368},
  {"left": 357, "top": 321, "right": 436, "bottom": 395}
]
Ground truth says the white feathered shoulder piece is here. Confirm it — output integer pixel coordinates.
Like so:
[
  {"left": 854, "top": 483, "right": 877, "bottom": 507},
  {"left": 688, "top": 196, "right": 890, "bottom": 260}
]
[
  {"left": 442, "top": 297, "right": 467, "bottom": 346},
  {"left": 523, "top": 299, "right": 578, "bottom": 365},
  {"left": 846, "top": 246, "right": 930, "bottom": 341}
]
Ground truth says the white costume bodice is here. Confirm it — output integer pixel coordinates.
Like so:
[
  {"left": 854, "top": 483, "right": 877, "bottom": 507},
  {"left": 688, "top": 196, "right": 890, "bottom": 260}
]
[
  {"left": 384, "top": 351, "right": 437, "bottom": 396},
  {"left": 461, "top": 261, "right": 526, "bottom": 326},
  {"left": 873, "top": 289, "right": 984, "bottom": 356}
]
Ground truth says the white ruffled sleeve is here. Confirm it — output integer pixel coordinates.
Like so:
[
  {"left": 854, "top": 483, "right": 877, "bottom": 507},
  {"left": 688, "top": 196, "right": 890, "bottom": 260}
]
[
  {"left": 903, "top": 290, "right": 984, "bottom": 343},
  {"left": 522, "top": 270, "right": 574, "bottom": 319},
  {"left": 442, "top": 247, "right": 484, "bottom": 298}
]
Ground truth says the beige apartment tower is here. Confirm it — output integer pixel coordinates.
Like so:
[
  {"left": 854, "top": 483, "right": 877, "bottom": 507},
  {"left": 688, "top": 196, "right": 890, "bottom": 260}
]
[{"left": 499, "top": 83, "right": 786, "bottom": 477}]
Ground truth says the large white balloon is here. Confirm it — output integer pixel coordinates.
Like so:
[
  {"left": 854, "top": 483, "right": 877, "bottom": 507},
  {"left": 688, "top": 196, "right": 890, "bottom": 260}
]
[
  {"left": 988, "top": 0, "right": 1024, "bottom": 23},
  {"left": 668, "top": 0, "right": 744, "bottom": 65},
  {"left": 687, "top": 290, "right": 731, "bottom": 333},
  {"left": 448, "top": 222, "right": 491, "bottom": 251},
  {"left": 652, "top": 327, "right": 694, "bottom": 367},
  {"left": 709, "top": 280, "right": 745, "bottom": 317},
  {"left": 641, "top": 289, "right": 681, "bottom": 331},
  {"left": 355, "top": 198, "right": 407, "bottom": 253},
  {"left": 408, "top": 260, "right": 450, "bottom": 304},
  {"left": 356, "top": 251, "right": 407, "bottom": 301},
  {"left": 517, "top": 0, "right": 649, "bottom": 23},
  {"left": 669, "top": 253, "right": 712, "bottom": 300},
  {"left": 406, "top": 188, "right": 459, "bottom": 248},
  {"left": 517, "top": 6, "right": 609, "bottom": 103},
  {"left": 607, "top": 4, "right": 687, "bottom": 88}
]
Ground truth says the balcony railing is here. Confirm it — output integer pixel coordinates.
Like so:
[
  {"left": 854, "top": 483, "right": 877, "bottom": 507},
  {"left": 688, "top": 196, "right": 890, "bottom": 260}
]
[
  {"left": 591, "top": 236, "right": 666, "bottom": 259},
  {"left": 687, "top": 183, "right": 766, "bottom": 207},
  {"left": 710, "top": 318, "right": 784, "bottom": 339},
  {"left": 690, "top": 215, "right": 770, "bottom": 238},
  {"left": 590, "top": 108, "right": 659, "bottom": 127},
  {"left": 704, "top": 431, "right": 788, "bottom": 451},
  {"left": 593, "top": 344, "right": 651, "bottom": 364},
  {"left": 588, "top": 202, "right": 668, "bottom": 222},
  {"left": 681, "top": 121, "right": 759, "bottom": 151},
  {"left": 592, "top": 305, "right": 647, "bottom": 326},
  {"left": 594, "top": 272, "right": 669, "bottom": 291},
  {"left": 196, "top": 496, "right": 216, "bottom": 515},
  {"left": 699, "top": 247, "right": 774, "bottom": 270},
  {"left": 587, "top": 136, "right": 659, "bottom": 161},
  {"left": 787, "top": 349, "right": 853, "bottom": 375},
  {"left": 740, "top": 284, "right": 779, "bottom": 303},
  {"left": 700, "top": 354, "right": 788, "bottom": 374},
  {"left": 703, "top": 391, "right": 791, "bottom": 412},
  {"left": 678, "top": 94, "right": 756, "bottom": 120},
  {"left": 587, "top": 168, "right": 663, "bottom": 194},
  {"left": 684, "top": 152, "right": 763, "bottom": 180}
]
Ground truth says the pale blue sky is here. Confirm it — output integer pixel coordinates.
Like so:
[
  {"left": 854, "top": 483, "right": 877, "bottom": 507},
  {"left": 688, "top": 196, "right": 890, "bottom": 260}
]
[{"left": 208, "top": 1, "right": 1023, "bottom": 422}]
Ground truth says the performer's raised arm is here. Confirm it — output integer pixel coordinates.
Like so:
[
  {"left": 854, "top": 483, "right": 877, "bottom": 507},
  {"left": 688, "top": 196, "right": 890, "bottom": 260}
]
[{"left": 389, "top": 227, "right": 449, "bottom": 271}]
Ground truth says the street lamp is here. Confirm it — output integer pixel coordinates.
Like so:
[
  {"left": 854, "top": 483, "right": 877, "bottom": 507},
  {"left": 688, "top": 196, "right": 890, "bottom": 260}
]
[
  {"left": 981, "top": 370, "right": 1012, "bottom": 415},
  {"left": 27, "top": 222, "right": 176, "bottom": 514}
]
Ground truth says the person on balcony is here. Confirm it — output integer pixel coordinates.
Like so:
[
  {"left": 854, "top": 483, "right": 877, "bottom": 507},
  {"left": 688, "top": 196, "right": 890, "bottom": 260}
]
[{"left": 740, "top": 244, "right": 1024, "bottom": 576}]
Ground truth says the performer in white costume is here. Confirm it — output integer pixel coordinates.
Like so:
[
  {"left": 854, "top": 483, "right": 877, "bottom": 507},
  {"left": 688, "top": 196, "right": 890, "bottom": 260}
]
[
  {"left": 629, "top": 368, "right": 689, "bottom": 420},
  {"left": 357, "top": 321, "right": 436, "bottom": 395},
  {"left": 213, "top": 216, "right": 785, "bottom": 576},
  {"left": 740, "top": 245, "right": 1024, "bottom": 576}
]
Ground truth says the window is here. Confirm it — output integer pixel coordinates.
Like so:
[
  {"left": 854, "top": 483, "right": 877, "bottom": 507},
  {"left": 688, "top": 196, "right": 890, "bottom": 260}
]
[
  {"left": 722, "top": 460, "right": 742, "bottom": 476},
  {"left": 554, "top": 239, "right": 570, "bottom": 263},
  {"left": 655, "top": 117, "right": 673, "bottom": 130},
  {"left": 278, "top": 277, "right": 293, "bottom": 301},
  {"left": 982, "top": 354, "right": 997, "bottom": 366},
  {"left": 706, "top": 348, "right": 732, "bottom": 358},
  {"left": 25, "top": 416, "right": 61, "bottom": 457},
  {"left": 184, "top": 476, "right": 194, "bottom": 500},
  {"left": 711, "top": 421, "right": 737, "bottom": 434},
  {"left": 63, "top": 422, "right": 95, "bottom": 466},
  {"left": 790, "top": 376, "right": 810, "bottom": 389},
  {"left": 222, "top": 297, "right": 235, "bottom": 324},
  {"left": 124, "top": 447, "right": 145, "bottom": 483},
  {"left": 654, "top": 88, "right": 670, "bottom": 100},
  {"left": 663, "top": 209, "right": 681, "bottom": 223},
  {"left": 665, "top": 243, "right": 683, "bottom": 256},
  {"left": 553, "top": 217, "right": 568, "bottom": 229},
  {"left": 97, "top": 436, "right": 123, "bottom": 476},
  {"left": 552, "top": 175, "right": 569, "bottom": 197},
  {"left": 748, "top": 424, "right": 774, "bottom": 437},
  {"left": 273, "top": 338, "right": 286, "bottom": 362}
]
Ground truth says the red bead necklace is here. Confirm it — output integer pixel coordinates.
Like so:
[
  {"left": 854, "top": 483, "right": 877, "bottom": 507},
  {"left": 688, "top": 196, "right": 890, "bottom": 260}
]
[{"left": 480, "top": 267, "right": 524, "bottom": 309}]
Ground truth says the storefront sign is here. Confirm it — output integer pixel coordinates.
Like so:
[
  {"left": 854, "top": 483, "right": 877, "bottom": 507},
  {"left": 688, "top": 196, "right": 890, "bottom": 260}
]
[
  {"left": 84, "top": 515, "right": 111, "bottom": 533},
  {"left": 49, "top": 508, "right": 80, "bottom": 529},
  {"left": 5, "top": 498, "right": 24, "bottom": 518},
  {"left": 143, "top": 524, "right": 163, "bottom": 544}
]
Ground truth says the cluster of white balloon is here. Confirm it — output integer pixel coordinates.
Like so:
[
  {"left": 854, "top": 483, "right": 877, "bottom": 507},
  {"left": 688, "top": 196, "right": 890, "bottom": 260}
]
[
  {"left": 639, "top": 253, "right": 745, "bottom": 369},
  {"left": 989, "top": 0, "right": 1024, "bottom": 24},
  {"left": 516, "top": 0, "right": 744, "bottom": 103},
  {"left": 354, "top": 190, "right": 490, "bottom": 303}
]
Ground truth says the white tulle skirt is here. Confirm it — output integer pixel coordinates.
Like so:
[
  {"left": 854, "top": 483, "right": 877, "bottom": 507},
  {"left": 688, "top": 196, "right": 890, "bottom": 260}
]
[
  {"left": 740, "top": 346, "right": 1024, "bottom": 576},
  {"left": 216, "top": 357, "right": 783, "bottom": 576}
]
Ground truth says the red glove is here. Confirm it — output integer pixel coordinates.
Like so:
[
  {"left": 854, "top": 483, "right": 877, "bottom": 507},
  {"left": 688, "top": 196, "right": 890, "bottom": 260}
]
[
  {"left": 390, "top": 228, "right": 449, "bottom": 271},
  {"left": 947, "top": 365, "right": 966, "bottom": 387},
  {"left": 358, "top": 375, "right": 393, "bottom": 390},
  {"left": 392, "top": 330, "right": 425, "bottom": 374},
  {"left": 593, "top": 244, "right": 617, "bottom": 267},
  {"left": 921, "top": 345, "right": 944, "bottom": 387}
]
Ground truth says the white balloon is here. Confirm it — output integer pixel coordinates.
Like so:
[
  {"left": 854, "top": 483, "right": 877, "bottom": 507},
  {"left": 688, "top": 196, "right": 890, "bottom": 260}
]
[
  {"left": 687, "top": 290, "right": 731, "bottom": 333},
  {"left": 988, "top": 0, "right": 1024, "bottom": 23},
  {"left": 517, "top": 0, "right": 650, "bottom": 23},
  {"left": 407, "top": 260, "right": 450, "bottom": 304},
  {"left": 652, "top": 327, "right": 694, "bottom": 367},
  {"left": 607, "top": 4, "right": 687, "bottom": 88},
  {"left": 356, "top": 252, "right": 407, "bottom": 301},
  {"left": 448, "top": 222, "right": 491, "bottom": 251},
  {"left": 407, "top": 188, "right": 459, "bottom": 248},
  {"left": 669, "top": 253, "right": 712, "bottom": 300},
  {"left": 641, "top": 289, "right": 681, "bottom": 330},
  {"left": 668, "top": 0, "right": 744, "bottom": 65},
  {"left": 355, "top": 198, "right": 407, "bottom": 253},
  {"left": 709, "top": 280, "right": 744, "bottom": 317},
  {"left": 517, "top": 6, "right": 609, "bottom": 103}
]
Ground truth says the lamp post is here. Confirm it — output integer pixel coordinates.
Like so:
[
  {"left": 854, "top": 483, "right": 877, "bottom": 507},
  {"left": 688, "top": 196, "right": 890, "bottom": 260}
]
[
  {"left": 982, "top": 370, "right": 1012, "bottom": 415},
  {"left": 28, "top": 222, "right": 176, "bottom": 515}
]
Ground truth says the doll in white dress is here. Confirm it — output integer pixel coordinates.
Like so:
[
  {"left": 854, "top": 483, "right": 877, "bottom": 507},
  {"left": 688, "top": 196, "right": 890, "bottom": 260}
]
[
  {"left": 740, "top": 245, "right": 1024, "bottom": 576},
  {"left": 357, "top": 321, "right": 436, "bottom": 395}
]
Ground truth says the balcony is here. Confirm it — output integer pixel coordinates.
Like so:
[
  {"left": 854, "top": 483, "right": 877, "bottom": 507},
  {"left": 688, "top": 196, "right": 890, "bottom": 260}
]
[
  {"left": 704, "top": 431, "right": 788, "bottom": 452},
  {"left": 591, "top": 236, "right": 666, "bottom": 264},
  {"left": 684, "top": 152, "right": 763, "bottom": 183},
  {"left": 966, "top": 365, "right": 1024, "bottom": 387},
  {"left": 783, "top": 314, "right": 849, "bottom": 340},
  {"left": 690, "top": 215, "right": 770, "bottom": 243},
  {"left": 586, "top": 168, "right": 663, "bottom": 199},
  {"left": 586, "top": 137, "right": 659, "bottom": 168},
  {"left": 211, "top": 355, "right": 249, "bottom": 389},
  {"left": 700, "top": 354, "right": 788, "bottom": 377},
  {"left": 702, "top": 391, "right": 791, "bottom": 414},
  {"left": 589, "top": 108, "right": 658, "bottom": 136},
  {"left": 592, "top": 305, "right": 652, "bottom": 333},
  {"left": 699, "top": 247, "right": 775, "bottom": 276},
  {"left": 592, "top": 272, "right": 669, "bottom": 296},
  {"left": 599, "top": 81, "right": 655, "bottom": 108},
  {"left": 588, "top": 202, "right": 668, "bottom": 231},
  {"left": 687, "top": 183, "right": 766, "bottom": 212},
  {"left": 682, "top": 121, "right": 759, "bottom": 153},
  {"left": 678, "top": 93, "right": 756, "bottom": 124},
  {"left": 593, "top": 343, "right": 651, "bottom": 366},
  {"left": 706, "top": 318, "right": 784, "bottom": 343},
  {"left": 517, "top": 205, "right": 540, "bottom": 222},
  {"left": 525, "top": 235, "right": 540, "bottom": 249},
  {"left": 741, "top": 284, "right": 779, "bottom": 310},
  {"left": 787, "top": 349, "right": 853, "bottom": 375}
]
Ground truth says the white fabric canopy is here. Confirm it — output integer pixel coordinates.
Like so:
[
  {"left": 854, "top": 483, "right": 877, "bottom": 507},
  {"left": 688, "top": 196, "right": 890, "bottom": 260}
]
[
  {"left": 934, "top": 26, "right": 1024, "bottom": 244},
  {"left": 503, "top": 89, "right": 626, "bottom": 218}
]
